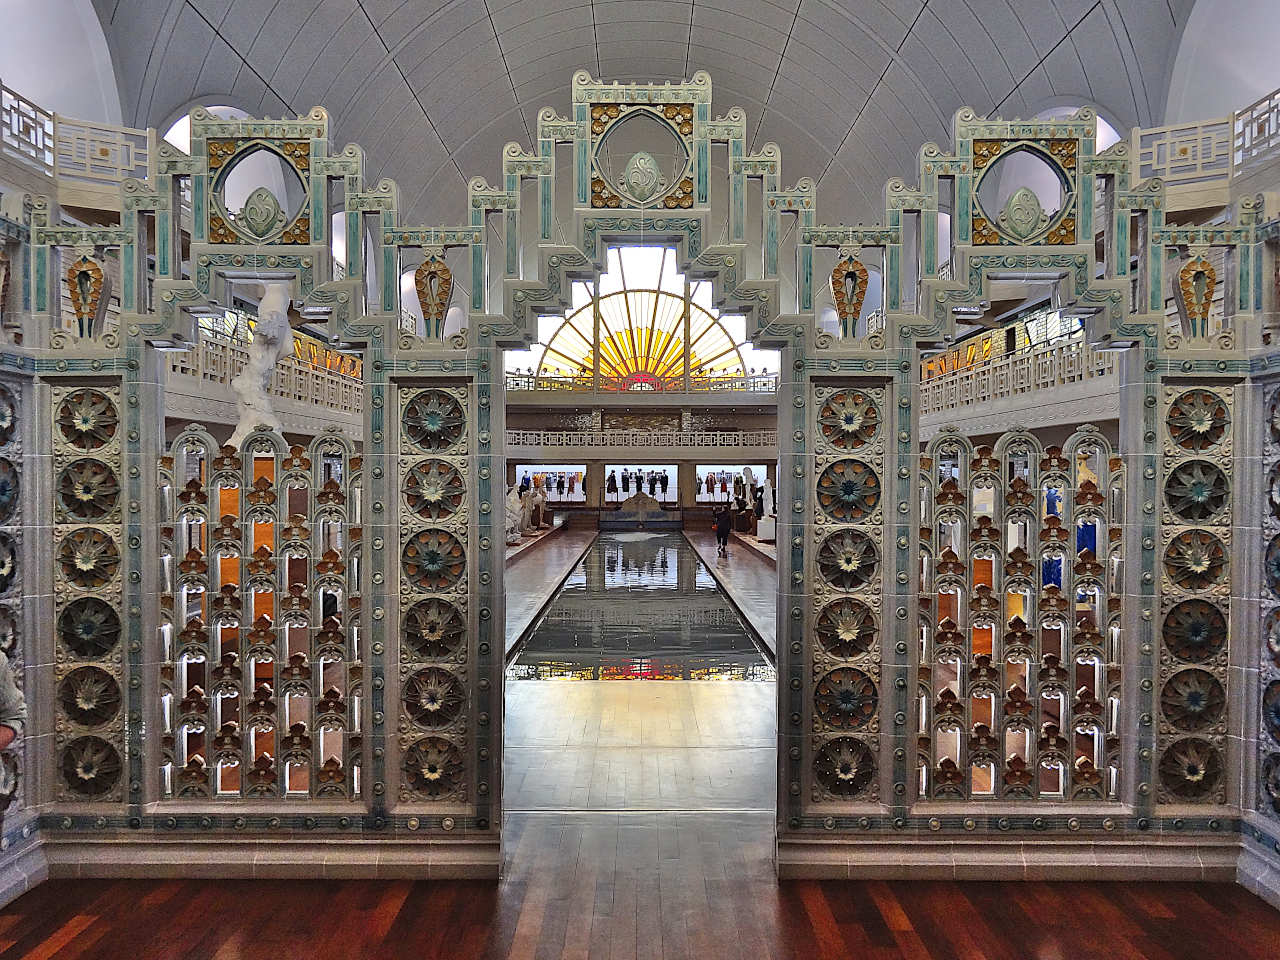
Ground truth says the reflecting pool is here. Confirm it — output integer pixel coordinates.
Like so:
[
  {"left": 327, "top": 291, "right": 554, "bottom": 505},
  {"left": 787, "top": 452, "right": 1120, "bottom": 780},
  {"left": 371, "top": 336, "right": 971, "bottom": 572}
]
[{"left": 508, "top": 532, "right": 774, "bottom": 681}]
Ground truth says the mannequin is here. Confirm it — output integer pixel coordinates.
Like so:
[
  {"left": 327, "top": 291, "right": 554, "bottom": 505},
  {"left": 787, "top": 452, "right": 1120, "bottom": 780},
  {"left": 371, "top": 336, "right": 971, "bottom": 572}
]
[{"left": 607, "top": 470, "right": 618, "bottom": 498}]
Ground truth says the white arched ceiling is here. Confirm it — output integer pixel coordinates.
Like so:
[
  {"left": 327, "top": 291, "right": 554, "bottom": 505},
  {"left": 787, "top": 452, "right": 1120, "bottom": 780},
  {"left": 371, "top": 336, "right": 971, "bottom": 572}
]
[
  {"left": 4, "top": 0, "right": 121, "bottom": 123},
  {"left": 91, "top": 0, "right": 1192, "bottom": 229},
  {"left": 1166, "top": 0, "right": 1280, "bottom": 122}
]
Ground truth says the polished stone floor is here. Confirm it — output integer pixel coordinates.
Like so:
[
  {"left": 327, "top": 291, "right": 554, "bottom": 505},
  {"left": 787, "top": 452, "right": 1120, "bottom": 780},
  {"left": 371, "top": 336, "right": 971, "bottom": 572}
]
[
  {"left": 504, "top": 526, "right": 596, "bottom": 655},
  {"left": 682, "top": 528, "right": 778, "bottom": 656},
  {"left": 504, "top": 531, "right": 776, "bottom": 813}
]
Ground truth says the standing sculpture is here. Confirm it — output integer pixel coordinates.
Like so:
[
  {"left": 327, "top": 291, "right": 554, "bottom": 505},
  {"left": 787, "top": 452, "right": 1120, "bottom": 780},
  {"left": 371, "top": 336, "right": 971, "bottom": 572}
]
[
  {"left": 505, "top": 486, "right": 524, "bottom": 545},
  {"left": 229, "top": 281, "right": 294, "bottom": 448}
]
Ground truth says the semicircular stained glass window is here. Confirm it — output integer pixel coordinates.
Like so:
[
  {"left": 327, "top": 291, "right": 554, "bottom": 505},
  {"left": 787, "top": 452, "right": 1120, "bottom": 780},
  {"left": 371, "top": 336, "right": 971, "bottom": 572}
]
[{"left": 526, "top": 246, "right": 754, "bottom": 391}]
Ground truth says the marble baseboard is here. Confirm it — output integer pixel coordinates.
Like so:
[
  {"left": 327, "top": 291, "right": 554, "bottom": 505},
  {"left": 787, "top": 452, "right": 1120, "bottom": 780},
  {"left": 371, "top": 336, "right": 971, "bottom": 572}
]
[
  {"left": 777, "top": 835, "right": 1241, "bottom": 881},
  {"left": 1238, "top": 843, "right": 1280, "bottom": 912},
  {"left": 42, "top": 835, "right": 501, "bottom": 880},
  {"left": 0, "top": 840, "right": 49, "bottom": 910}
]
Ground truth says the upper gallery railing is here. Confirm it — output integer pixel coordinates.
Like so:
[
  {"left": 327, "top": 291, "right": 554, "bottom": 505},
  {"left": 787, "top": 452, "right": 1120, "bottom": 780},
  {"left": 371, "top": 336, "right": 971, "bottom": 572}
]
[
  {"left": 505, "top": 429, "right": 778, "bottom": 448},
  {"left": 504, "top": 371, "right": 780, "bottom": 394},
  {"left": 1, "top": 80, "right": 154, "bottom": 207},
  {"left": 918, "top": 337, "right": 1118, "bottom": 416},
  {"left": 166, "top": 331, "right": 364, "bottom": 417}
]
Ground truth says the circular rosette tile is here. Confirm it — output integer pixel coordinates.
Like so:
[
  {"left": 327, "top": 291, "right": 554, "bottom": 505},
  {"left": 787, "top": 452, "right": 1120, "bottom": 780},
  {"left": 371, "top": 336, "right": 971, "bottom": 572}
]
[
  {"left": 814, "top": 736, "right": 876, "bottom": 798},
  {"left": 58, "top": 528, "right": 119, "bottom": 589},
  {"left": 815, "top": 598, "right": 877, "bottom": 658},
  {"left": 1166, "top": 389, "right": 1229, "bottom": 452},
  {"left": 56, "top": 389, "right": 118, "bottom": 451},
  {"left": 1159, "top": 669, "right": 1225, "bottom": 732},
  {"left": 56, "top": 458, "right": 120, "bottom": 520},
  {"left": 1163, "top": 460, "right": 1228, "bottom": 522},
  {"left": 1162, "top": 530, "right": 1227, "bottom": 591},
  {"left": 1267, "top": 535, "right": 1280, "bottom": 597},
  {"left": 1265, "top": 681, "right": 1280, "bottom": 742},
  {"left": 57, "top": 666, "right": 122, "bottom": 727},
  {"left": 0, "top": 606, "right": 15, "bottom": 656},
  {"left": 0, "top": 385, "right": 16, "bottom": 447},
  {"left": 401, "top": 529, "right": 465, "bottom": 591},
  {"left": 1270, "top": 389, "right": 1280, "bottom": 444},
  {"left": 817, "top": 390, "right": 879, "bottom": 450},
  {"left": 0, "top": 459, "right": 19, "bottom": 524},
  {"left": 1269, "top": 463, "right": 1280, "bottom": 520},
  {"left": 402, "top": 390, "right": 464, "bottom": 452},
  {"left": 402, "top": 459, "right": 465, "bottom": 520},
  {"left": 403, "top": 598, "right": 466, "bottom": 659},
  {"left": 57, "top": 597, "right": 121, "bottom": 657},
  {"left": 0, "top": 534, "right": 16, "bottom": 594},
  {"left": 402, "top": 666, "right": 465, "bottom": 728},
  {"left": 1161, "top": 600, "right": 1227, "bottom": 663},
  {"left": 1266, "top": 610, "right": 1280, "bottom": 664},
  {"left": 1157, "top": 737, "right": 1223, "bottom": 800},
  {"left": 60, "top": 735, "right": 122, "bottom": 797},
  {"left": 817, "top": 530, "right": 879, "bottom": 590},
  {"left": 1263, "top": 754, "right": 1280, "bottom": 810},
  {"left": 814, "top": 668, "right": 878, "bottom": 729},
  {"left": 402, "top": 736, "right": 464, "bottom": 799},
  {"left": 816, "top": 459, "right": 881, "bottom": 522}
]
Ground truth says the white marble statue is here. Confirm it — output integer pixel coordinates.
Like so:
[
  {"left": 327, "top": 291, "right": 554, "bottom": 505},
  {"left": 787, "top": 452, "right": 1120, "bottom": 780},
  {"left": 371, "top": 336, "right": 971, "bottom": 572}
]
[
  {"left": 518, "top": 489, "right": 536, "bottom": 534},
  {"left": 742, "top": 466, "right": 756, "bottom": 491},
  {"left": 761, "top": 477, "right": 774, "bottom": 516},
  {"left": 229, "top": 281, "right": 293, "bottom": 448},
  {"left": 505, "top": 485, "right": 523, "bottom": 545},
  {"left": 530, "top": 486, "right": 548, "bottom": 528}
]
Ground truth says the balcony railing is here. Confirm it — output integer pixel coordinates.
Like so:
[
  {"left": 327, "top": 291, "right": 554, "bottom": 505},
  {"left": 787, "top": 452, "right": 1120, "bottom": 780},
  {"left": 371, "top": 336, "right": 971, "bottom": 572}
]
[
  {"left": 506, "top": 429, "right": 777, "bottom": 448},
  {"left": 919, "top": 338, "right": 1117, "bottom": 417},
  {"left": 504, "top": 372, "right": 779, "bottom": 394},
  {"left": 167, "top": 335, "right": 363, "bottom": 417}
]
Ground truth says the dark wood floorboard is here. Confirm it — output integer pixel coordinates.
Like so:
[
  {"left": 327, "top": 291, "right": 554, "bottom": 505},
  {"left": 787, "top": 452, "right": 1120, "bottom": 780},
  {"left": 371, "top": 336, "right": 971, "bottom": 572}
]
[{"left": 1, "top": 812, "right": 1278, "bottom": 959}]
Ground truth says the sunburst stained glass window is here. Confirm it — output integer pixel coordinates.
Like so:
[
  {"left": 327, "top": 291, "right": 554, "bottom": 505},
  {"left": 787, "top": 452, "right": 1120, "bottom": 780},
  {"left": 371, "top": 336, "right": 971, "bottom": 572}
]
[{"left": 505, "top": 246, "right": 775, "bottom": 391}]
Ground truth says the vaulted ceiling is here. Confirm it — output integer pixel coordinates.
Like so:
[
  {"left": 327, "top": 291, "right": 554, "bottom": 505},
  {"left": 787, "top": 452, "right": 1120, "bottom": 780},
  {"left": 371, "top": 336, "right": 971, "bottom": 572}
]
[{"left": 92, "top": 0, "right": 1196, "bottom": 230}]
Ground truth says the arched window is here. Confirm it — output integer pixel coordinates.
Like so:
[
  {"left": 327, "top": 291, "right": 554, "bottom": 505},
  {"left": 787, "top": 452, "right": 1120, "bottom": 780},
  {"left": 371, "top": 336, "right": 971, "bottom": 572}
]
[{"left": 505, "top": 245, "right": 778, "bottom": 392}]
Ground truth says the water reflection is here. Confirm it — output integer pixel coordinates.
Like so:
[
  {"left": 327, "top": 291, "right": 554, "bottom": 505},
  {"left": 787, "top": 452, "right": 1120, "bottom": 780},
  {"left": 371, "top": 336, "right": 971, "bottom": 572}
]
[{"left": 509, "top": 532, "right": 774, "bottom": 681}]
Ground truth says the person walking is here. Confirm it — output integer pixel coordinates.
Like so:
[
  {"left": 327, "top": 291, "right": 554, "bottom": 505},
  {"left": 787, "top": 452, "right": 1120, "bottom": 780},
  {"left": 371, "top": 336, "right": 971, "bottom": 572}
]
[{"left": 714, "top": 505, "right": 732, "bottom": 557}]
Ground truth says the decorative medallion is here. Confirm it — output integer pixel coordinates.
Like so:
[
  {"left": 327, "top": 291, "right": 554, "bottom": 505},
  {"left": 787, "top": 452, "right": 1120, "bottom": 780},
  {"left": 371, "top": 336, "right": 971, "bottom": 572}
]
[
  {"left": 236, "top": 186, "right": 286, "bottom": 240},
  {"left": 1268, "top": 535, "right": 1280, "bottom": 596},
  {"left": 65, "top": 255, "right": 107, "bottom": 338},
  {"left": 815, "top": 599, "right": 877, "bottom": 658},
  {"left": 57, "top": 597, "right": 121, "bottom": 656},
  {"left": 830, "top": 256, "right": 868, "bottom": 337},
  {"left": 1265, "top": 609, "right": 1280, "bottom": 664},
  {"left": 60, "top": 735, "right": 122, "bottom": 797},
  {"left": 403, "top": 598, "right": 466, "bottom": 659},
  {"left": 1175, "top": 256, "right": 1216, "bottom": 340},
  {"left": 56, "top": 389, "right": 118, "bottom": 451},
  {"left": 0, "top": 385, "right": 15, "bottom": 447},
  {"left": 401, "top": 529, "right": 465, "bottom": 591},
  {"left": 402, "top": 390, "right": 464, "bottom": 452},
  {"left": 56, "top": 458, "right": 120, "bottom": 520},
  {"left": 0, "top": 534, "right": 15, "bottom": 594},
  {"left": 814, "top": 737, "right": 876, "bottom": 798},
  {"left": 1166, "top": 389, "right": 1229, "bottom": 452},
  {"left": 1158, "top": 737, "right": 1222, "bottom": 800},
  {"left": 1162, "top": 600, "right": 1227, "bottom": 663},
  {"left": 414, "top": 253, "right": 453, "bottom": 339},
  {"left": 817, "top": 390, "right": 879, "bottom": 449},
  {"left": 817, "top": 531, "right": 879, "bottom": 590},
  {"left": 57, "top": 666, "right": 122, "bottom": 727},
  {"left": 1269, "top": 463, "right": 1280, "bottom": 519},
  {"left": 57, "top": 527, "right": 120, "bottom": 589},
  {"left": 1265, "top": 681, "right": 1280, "bottom": 741},
  {"left": 0, "top": 459, "right": 18, "bottom": 524},
  {"left": 623, "top": 151, "right": 663, "bottom": 202},
  {"left": 402, "top": 666, "right": 465, "bottom": 728},
  {"left": 1162, "top": 530, "right": 1227, "bottom": 591},
  {"left": 1159, "top": 669, "right": 1225, "bottom": 731},
  {"left": 1163, "top": 460, "right": 1229, "bottom": 522},
  {"left": 1000, "top": 187, "right": 1049, "bottom": 241},
  {"left": 814, "top": 668, "right": 878, "bottom": 729},
  {"left": 402, "top": 459, "right": 465, "bottom": 520},
  {"left": 1263, "top": 754, "right": 1280, "bottom": 811},
  {"left": 0, "top": 606, "right": 14, "bottom": 656},
  {"left": 816, "top": 459, "right": 881, "bottom": 521},
  {"left": 402, "top": 736, "right": 463, "bottom": 799}
]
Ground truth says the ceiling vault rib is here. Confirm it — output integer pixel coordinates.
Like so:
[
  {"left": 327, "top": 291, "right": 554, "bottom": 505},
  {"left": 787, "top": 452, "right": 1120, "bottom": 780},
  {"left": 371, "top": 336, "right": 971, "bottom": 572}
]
[
  {"left": 480, "top": 0, "right": 536, "bottom": 150},
  {"left": 181, "top": 0, "right": 299, "bottom": 119},
  {"left": 749, "top": 0, "right": 803, "bottom": 152},
  {"left": 991, "top": 1, "right": 1102, "bottom": 116},
  {"left": 683, "top": 0, "right": 695, "bottom": 78}
]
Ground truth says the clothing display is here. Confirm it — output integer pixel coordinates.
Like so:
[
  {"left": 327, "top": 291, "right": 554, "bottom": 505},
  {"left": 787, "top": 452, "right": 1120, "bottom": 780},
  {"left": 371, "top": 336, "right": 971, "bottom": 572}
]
[{"left": 516, "top": 467, "right": 586, "bottom": 502}]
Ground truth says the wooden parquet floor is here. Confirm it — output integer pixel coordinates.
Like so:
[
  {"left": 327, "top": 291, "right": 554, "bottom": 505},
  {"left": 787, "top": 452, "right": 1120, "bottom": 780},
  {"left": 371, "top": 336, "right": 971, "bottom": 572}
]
[{"left": 1, "top": 810, "right": 1278, "bottom": 960}]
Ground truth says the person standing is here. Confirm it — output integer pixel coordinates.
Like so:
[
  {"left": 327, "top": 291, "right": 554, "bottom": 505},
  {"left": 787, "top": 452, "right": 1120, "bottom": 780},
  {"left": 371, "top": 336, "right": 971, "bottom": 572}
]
[{"left": 714, "top": 505, "right": 732, "bottom": 557}]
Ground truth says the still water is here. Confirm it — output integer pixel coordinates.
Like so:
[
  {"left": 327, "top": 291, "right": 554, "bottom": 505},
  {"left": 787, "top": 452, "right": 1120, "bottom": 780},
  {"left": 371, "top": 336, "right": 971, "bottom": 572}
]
[{"left": 508, "top": 532, "right": 774, "bottom": 681}]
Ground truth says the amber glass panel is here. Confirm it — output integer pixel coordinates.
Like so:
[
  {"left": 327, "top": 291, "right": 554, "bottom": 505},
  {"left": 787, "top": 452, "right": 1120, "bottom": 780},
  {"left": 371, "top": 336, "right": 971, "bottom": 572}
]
[
  {"left": 219, "top": 486, "right": 239, "bottom": 518},
  {"left": 253, "top": 590, "right": 273, "bottom": 620},
  {"left": 972, "top": 623, "right": 993, "bottom": 656},
  {"left": 253, "top": 457, "right": 275, "bottom": 484},
  {"left": 219, "top": 555, "right": 239, "bottom": 586},
  {"left": 973, "top": 556, "right": 994, "bottom": 588},
  {"left": 253, "top": 521, "right": 273, "bottom": 552}
]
